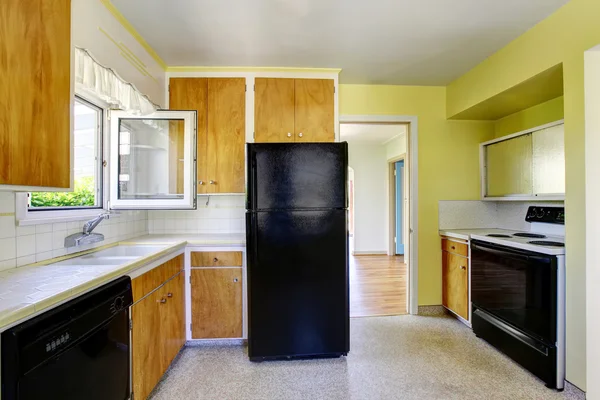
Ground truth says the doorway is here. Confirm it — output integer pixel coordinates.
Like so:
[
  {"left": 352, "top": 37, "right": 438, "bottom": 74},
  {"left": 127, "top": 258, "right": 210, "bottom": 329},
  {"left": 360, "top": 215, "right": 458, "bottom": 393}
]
[{"left": 341, "top": 122, "right": 411, "bottom": 317}]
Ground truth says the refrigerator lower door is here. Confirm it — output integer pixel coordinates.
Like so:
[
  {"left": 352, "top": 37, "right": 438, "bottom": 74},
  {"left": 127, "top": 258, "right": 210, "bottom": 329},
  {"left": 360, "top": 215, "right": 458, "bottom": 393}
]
[{"left": 247, "top": 209, "right": 349, "bottom": 360}]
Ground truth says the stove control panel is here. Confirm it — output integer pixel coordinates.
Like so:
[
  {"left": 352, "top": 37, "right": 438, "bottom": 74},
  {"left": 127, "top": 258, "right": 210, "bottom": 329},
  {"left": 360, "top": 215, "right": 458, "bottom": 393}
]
[{"left": 525, "top": 206, "right": 565, "bottom": 225}]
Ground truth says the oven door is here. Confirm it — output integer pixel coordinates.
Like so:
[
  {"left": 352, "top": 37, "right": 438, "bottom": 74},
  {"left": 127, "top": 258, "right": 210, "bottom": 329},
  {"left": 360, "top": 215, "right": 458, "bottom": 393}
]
[{"left": 471, "top": 240, "right": 557, "bottom": 345}]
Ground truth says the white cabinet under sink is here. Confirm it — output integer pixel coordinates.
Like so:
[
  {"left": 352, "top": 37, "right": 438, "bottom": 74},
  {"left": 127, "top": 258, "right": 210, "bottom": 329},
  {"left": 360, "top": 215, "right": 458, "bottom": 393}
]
[{"left": 480, "top": 120, "right": 565, "bottom": 201}]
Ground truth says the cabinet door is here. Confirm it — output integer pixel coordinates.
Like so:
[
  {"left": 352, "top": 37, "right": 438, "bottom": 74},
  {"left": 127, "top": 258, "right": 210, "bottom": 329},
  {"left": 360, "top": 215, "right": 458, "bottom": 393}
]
[
  {"left": 294, "top": 79, "right": 335, "bottom": 143},
  {"left": 169, "top": 78, "right": 209, "bottom": 194},
  {"left": 161, "top": 272, "right": 186, "bottom": 369},
  {"left": 191, "top": 268, "right": 243, "bottom": 338},
  {"left": 254, "top": 78, "right": 295, "bottom": 143},
  {"left": 207, "top": 78, "right": 245, "bottom": 193},
  {"left": 132, "top": 288, "right": 165, "bottom": 400},
  {"left": 486, "top": 133, "right": 533, "bottom": 197},
  {"left": 0, "top": 0, "right": 71, "bottom": 189},
  {"left": 442, "top": 250, "right": 469, "bottom": 320}
]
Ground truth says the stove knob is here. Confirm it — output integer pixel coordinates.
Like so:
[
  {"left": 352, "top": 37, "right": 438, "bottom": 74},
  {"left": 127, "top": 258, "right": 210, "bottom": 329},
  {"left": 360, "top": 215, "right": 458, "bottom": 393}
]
[{"left": 536, "top": 208, "right": 545, "bottom": 218}]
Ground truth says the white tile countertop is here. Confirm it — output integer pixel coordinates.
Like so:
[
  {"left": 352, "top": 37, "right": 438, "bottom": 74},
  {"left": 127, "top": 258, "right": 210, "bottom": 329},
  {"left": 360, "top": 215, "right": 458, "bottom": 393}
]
[
  {"left": 439, "top": 229, "right": 517, "bottom": 241},
  {"left": 0, "top": 234, "right": 246, "bottom": 332}
]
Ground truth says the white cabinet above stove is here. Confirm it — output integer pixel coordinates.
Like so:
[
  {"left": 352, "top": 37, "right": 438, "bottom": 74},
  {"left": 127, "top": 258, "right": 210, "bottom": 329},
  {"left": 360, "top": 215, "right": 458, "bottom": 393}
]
[{"left": 480, "top": 120, "right": 565, "bottom": 201}]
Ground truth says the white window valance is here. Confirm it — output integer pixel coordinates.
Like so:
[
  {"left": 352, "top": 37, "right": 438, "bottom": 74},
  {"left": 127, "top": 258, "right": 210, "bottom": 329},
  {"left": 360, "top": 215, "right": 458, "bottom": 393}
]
[{"left": 74, "top": 47, "right": 158, "bottom": 115}]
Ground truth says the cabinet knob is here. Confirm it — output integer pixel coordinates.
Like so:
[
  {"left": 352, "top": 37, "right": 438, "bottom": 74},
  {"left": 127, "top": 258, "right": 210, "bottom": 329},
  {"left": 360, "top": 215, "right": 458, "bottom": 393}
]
[
  {"left": 461, "top": 266, "right": 466, "bottom": 270},
  {"left": 157, "top": 298, "right": 167, "bottom": 304},
  {"left": 167, "top": 292, "right": 173, "bottom": 298},
  {"left": 287, "top": 132, "right": 292, "bottom": 137},
  {"left": 298, "top": 132, "right": 303, "bottom": 138},
  {"left": 198, "top": 180, "right": 204, "bottom": 185},
  {"left": 233, "top": 278, "right": 239, "bottom": 283},
  {"left": 209, "top": 180, "right": 216, "bottom": 185},
  {"left": 451, "top": 246, "right": 456, "bottom": 250},
  {"left": 213, "top": 257, "right": 218, "bottom": 262}
]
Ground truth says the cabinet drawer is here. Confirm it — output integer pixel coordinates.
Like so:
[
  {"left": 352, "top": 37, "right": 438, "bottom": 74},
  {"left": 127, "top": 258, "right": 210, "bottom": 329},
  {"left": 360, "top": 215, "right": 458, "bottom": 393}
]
[
  {"left": 191, "top": 251, "right": 243, "bottom": 267},
  {"left": 441, "top": 238, "right": 468, "bottom": 257},
  {"left": 132, "top": 254, "right": 184, "bottom": 302}
]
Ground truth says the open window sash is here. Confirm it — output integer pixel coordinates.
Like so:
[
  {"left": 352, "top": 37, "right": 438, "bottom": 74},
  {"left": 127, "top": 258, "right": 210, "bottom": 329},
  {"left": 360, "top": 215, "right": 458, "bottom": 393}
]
[{"left": 109, "top": 110, "right": 197, "bottom": 210}]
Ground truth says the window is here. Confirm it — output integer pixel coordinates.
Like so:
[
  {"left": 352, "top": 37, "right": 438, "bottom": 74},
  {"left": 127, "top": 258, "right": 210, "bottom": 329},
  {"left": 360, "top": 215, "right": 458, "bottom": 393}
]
[{"left": 30, "top": 97, "right": 103, "bottom": 210}]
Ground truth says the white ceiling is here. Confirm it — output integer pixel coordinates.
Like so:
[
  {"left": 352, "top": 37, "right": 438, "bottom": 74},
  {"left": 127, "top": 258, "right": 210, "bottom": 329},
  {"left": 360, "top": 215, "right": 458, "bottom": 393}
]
[
  {"left": 340, "top": 124, "right": 406, "bottom": 144},
  {"left": 112, "top": 0, "right": 569, "bottom": 85}
]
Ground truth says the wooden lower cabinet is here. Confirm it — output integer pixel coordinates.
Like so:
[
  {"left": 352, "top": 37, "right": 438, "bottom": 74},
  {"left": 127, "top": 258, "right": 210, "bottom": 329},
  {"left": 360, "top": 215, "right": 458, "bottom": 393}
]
[
  {"left": 442, "top": 249, "right": 469, "bottom": 320},
  {"left": 191, "top": 268, "right": 243, "bottom": 339},
  {"left": 132, "top": 265, "right": 185, "bottom": 400}
]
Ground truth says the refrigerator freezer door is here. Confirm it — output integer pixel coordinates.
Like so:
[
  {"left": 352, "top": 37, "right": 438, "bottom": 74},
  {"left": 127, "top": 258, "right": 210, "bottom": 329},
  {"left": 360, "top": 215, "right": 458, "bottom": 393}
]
[
  {"left": 247, "top": 209, "right": 349, "bottom": 359},
  {"left": 247, "top": 143, "right": 348, "bottom": 211}
]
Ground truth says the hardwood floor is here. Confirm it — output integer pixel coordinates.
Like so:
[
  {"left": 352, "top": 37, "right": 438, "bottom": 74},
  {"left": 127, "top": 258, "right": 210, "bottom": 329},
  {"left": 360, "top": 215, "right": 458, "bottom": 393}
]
[{"left": 350, "top": 255, "right": 407, "bottom": 317}]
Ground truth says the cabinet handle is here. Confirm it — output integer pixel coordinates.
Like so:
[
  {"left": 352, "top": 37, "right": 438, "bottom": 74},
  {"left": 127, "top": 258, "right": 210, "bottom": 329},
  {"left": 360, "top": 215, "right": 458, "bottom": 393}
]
[
  {"left": 298, "top": 132, "right": 303, "bottom": 138},
  {"left": 209, "top": 180, "right": 216, "bottom": 185},
  {"left": 213, "top": 257, "right": 218, "bottom": 262},
  {"left": 167, "top": 292, "right": 173, "bottom": 298},
  {"left": 233, "top": 278, "right": 239, "bottom": 283},
  {"left": 461, "top": 266, "right": 466, "bottom": 270},
  {"left": 198, "top": 180, "right": 204, "bottom": 185},
  {"left": 287, "top": 132, "right": 292, "bottom": 137},
  {"left": 157, "top": 298, "right": 167, "bottom": 304}
]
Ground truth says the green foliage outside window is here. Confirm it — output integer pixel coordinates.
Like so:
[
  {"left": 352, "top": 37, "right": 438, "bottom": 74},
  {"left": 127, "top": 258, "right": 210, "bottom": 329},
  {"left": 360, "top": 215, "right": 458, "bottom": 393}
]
[{"left": 31, "top": 177, "right": 96, "bottom": 208}]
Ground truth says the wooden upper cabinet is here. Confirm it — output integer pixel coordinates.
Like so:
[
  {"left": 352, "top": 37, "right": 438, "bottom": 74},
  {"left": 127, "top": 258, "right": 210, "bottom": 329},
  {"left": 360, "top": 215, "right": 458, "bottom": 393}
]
[
  {"left": 169, "top": 78, "right": 208, "bottom": 194},
  {"left": 294, "top": 79, "right": 335, "bottom": 142},
  {"left": 0, "top": 0, "right": 71, "bottom": 188},
  {"left": 207, "top": 78, "right": 246, "bottom": 193},
  {"left": 254, "top": 78, "right": 295, "bottom": 142}
]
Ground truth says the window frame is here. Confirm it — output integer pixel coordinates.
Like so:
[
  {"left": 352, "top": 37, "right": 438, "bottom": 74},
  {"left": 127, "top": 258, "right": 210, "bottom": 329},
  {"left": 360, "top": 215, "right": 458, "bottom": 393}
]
[{"left": 16, "top": 95, "right": 110, "bottom": 225}]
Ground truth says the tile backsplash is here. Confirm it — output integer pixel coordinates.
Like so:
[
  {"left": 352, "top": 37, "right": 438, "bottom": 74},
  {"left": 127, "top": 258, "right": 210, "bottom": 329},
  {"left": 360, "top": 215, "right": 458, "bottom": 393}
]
[
  {"left": 0, "top": 192, "right": 148, "bottom": 272},
  {"left": 438, "top": 200, "right": 565, "bottom": 231},
  {"left": 148, "top": 195, "right": 245, "bottom": 234}
]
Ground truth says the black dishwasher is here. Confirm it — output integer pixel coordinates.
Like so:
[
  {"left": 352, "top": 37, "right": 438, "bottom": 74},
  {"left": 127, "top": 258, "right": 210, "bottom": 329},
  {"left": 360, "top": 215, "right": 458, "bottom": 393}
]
[{"left": 2, "top": 276, "right": 133, "bottom": 400}]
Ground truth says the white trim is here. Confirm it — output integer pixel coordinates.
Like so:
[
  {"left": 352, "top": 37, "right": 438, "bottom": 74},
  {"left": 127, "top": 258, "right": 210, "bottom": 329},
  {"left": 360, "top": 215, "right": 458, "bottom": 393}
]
[
  {"left": 352, "top": 250, "right": 388, "bottom": 255},
  {"left": 166, "top": 71, "right": 340, "bottom": 143},
  {"left": 340, "top": 114, "right": 419, "bottom": 316},
  {"left": 480, "top": 119, "right": 565, "bottom": 201},
  {"left": 109, "top": 110, "right": 197, "bottom": 210}
]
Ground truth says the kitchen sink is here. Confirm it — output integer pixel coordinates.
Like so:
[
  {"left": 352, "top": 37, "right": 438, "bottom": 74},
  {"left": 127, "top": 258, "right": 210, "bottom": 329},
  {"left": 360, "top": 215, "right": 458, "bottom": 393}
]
[{"left": 50, "top": 245, "right": 167, "bottom": 267}]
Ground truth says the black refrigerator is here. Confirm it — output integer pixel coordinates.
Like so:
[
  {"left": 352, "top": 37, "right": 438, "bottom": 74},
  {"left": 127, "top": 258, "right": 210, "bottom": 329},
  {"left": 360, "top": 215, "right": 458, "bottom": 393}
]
[{"left": 246, "top": 142, "right": 350, "bottom": 361}]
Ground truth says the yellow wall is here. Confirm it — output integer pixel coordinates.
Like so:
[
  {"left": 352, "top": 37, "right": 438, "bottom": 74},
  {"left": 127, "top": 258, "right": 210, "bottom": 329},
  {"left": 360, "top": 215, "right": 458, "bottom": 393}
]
[
  {"left": 494, "top": 96, "right": 564, "bottom": 138},
  {"left": 339, "top": 84, "right": 495, "bottom": 306},
  {"left": 446, "top": 0, "right": 600, "bottom": 390}
]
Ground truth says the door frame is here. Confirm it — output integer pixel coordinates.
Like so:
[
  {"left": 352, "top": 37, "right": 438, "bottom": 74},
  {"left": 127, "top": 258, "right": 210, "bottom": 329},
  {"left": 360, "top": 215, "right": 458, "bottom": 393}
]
[
  {"left": 340, "top": 115, "right": 419, "bottom": 315},
  {"left": 388, "top": 155, "right": 406, "bottom": 257}
]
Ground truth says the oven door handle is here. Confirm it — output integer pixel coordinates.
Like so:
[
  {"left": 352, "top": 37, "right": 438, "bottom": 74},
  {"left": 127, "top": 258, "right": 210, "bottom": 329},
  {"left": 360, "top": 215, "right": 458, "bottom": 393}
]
[{"left": 471, "top": 242, "right": 530, "bottom": 262}]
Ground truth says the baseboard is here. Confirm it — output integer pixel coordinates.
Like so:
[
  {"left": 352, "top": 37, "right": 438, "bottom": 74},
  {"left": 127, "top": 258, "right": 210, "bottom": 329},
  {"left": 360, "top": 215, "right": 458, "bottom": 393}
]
[
  {"left": 417, "top": 305, "right": 447, "bottom": 317},
  {"left": 352, "top": 250, "right": 388, "bottom": 256}
]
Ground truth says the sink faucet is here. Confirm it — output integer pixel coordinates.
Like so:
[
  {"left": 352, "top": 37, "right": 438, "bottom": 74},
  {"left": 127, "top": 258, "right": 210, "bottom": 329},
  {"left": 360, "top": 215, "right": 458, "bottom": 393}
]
[{"left": 65, "top": 212, "right": 112, "bottom": 248}]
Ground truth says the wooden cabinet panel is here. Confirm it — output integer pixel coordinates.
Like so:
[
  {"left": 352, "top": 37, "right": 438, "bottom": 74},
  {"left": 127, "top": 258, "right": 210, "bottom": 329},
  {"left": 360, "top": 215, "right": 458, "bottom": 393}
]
[
  {"left": 442, "top": 251, "right": 469, "bottom": 320},
  {"left": 441, "top": 238, "right": 469, "bottom": 257},
  {"left": 0, "top": 0, "right": 71, "bottom": 188},
  {"left": 294, "top": 79, "right": 335, "bottom": 143},
  {"left": 160, "top": 271, "right": 186, "bottom": 369},
  {"left": 132, "top": 254, "right": 184, "bottom": 303},
  {"left": 191, "top": 251, "right": 243, "bottom": 267},
  {"left": 207, "top": 78, "right": 245, "bottom": 193},
  {"left": 132, "top": 287, "right": 164, "bottom": 400},
  {"left": 191, "top": 268, "right": 243, "bottom": 339},
  {"left": 254, "top": 78, "right": 295, "bottom": 143},
  {"left": 169, "top": 78, "right": 208, "bottom": 194}
]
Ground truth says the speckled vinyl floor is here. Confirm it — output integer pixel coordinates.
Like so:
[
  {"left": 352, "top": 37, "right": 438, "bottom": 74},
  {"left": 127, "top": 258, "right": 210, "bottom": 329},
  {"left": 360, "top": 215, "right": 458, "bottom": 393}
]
[{"left": 150, "top": 315, "right": 584, "bottom": 400}]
